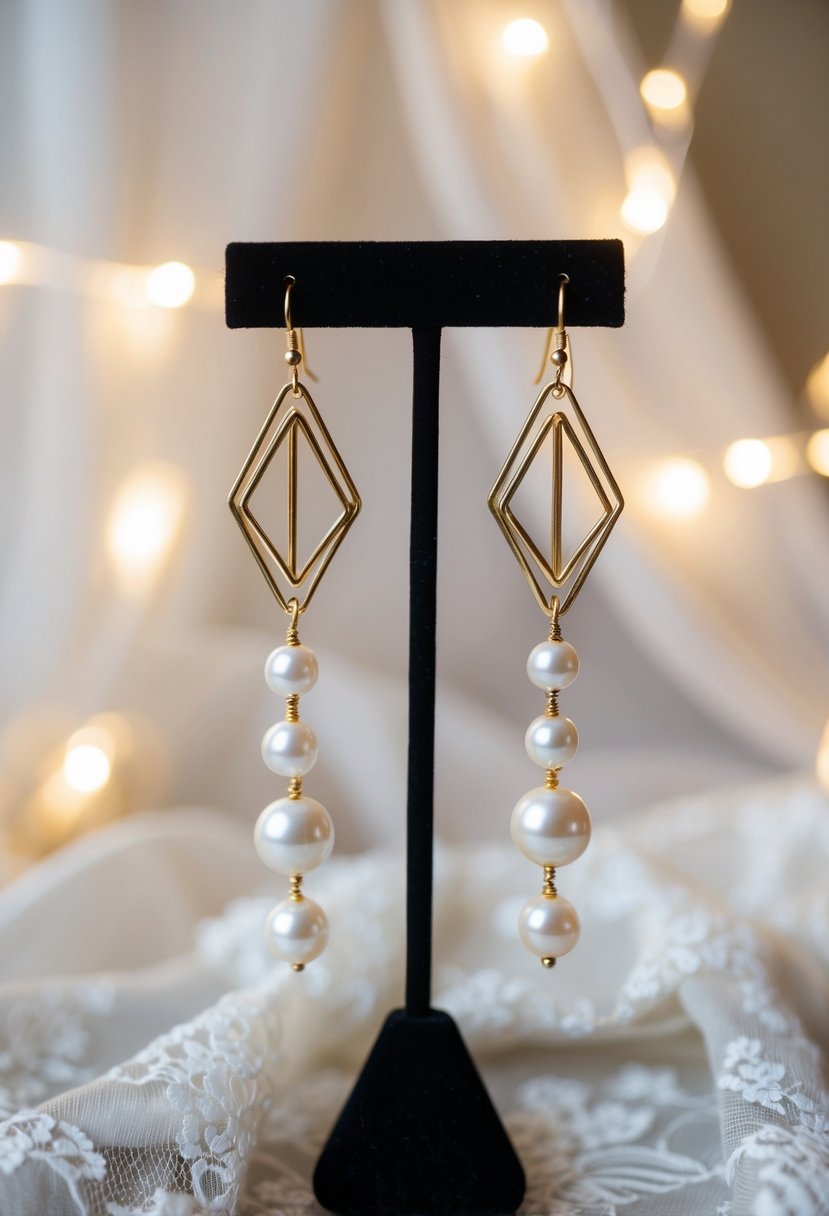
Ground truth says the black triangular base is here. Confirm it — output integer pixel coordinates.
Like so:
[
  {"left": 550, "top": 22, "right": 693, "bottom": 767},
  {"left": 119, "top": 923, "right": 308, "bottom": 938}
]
[{"left": 312, "top": 1008, "right": 526, "bottom": 1216}]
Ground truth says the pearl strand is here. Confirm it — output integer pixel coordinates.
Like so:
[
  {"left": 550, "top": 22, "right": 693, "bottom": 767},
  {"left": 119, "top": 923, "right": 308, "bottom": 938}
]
[
  {"left": 511, "top": 614, "right": 590, "bottom": 967},
  {"left": 254, "top": 615, "right": 333, "bottom": 971}
]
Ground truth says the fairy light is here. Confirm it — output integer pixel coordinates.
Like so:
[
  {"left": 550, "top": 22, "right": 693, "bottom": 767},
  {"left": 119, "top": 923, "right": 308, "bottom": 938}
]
[
  {"left": 501, "top": 18, "right": 548, "bottom": 56},
  {"left": 107, "top": 462, "right": 187, "bottom": 587},
  {"left": 682, "top": 0, "right": 730, "bottom": 31},
  {"left": 620, "top": 188, "right": 669, "bottom": 235},
  {"left": 723, "top": 439, "right": 773, "bottom": 489},
  {"left": 640, "top": 69, "right": 688, "bottom": 112},
  {"left": 145, "top": 261, "right": 195, "bottom": 309},
  {"left": 0, "top": 241, "right": 22, "bottom": 284},
  {"left": 64, "top": 744, "right": 111, "bottom": 794},
  {"left": 625, "top": 147, "right": 676, "bottom": 205},
  {"left": 806, "top": 353, "right": 829, "bottom": 420},
  {"left": 806, "top": 429, "right": 829, "bottom": 477},
  {"left": 643, "top": 457, "right": 710, "bottom": 519}
]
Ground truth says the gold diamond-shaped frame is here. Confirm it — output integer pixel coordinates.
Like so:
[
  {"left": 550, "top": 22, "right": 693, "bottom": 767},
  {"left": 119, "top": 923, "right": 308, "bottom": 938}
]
[
  {"left": 489, "top": 381, "right": 623, "bottom": 616},
  {"left": 229, "top": 381, "right": 361, "bottom": 613}
]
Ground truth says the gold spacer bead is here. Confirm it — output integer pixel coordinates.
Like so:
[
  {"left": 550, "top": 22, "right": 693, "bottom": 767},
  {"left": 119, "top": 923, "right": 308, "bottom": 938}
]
[
  {"left": 287, "top": 776, "right": 303, "bottom": 800},
  {"left": 544, "top": 768, "right": 559, "bottom": 790},
  {"left": 541, "top": 957, "right": 556, "bottom": 969},
  {"left": 289, "top": 873, "right": 303, "bottom": 901},
  {"left": 545, "top": 689, "right": 559, "bottom": 717},
  {"left": 291, "top": 962, "right": 305, "bottom": 972},
  {"left": 285, "top": 693, "right": 300, "bottom": 723}
]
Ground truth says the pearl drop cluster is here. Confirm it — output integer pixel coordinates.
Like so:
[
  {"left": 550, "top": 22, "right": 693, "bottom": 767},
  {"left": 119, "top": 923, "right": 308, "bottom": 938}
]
[
  {"left": 511, "top": 629, "right": 590, "bottom": 968},
  {"left": 254, "top": 632, "right": 333, "bottom": 971}
]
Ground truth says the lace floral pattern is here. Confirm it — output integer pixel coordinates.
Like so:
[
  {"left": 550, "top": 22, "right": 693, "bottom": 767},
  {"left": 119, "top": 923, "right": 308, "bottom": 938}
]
[
  {"left": 0, "top": 1110, "right": 106, "bottom": 1210},
  {"left": 0, "top": 780, "right": 827, "bottom": 1214},
  {"left": 0, "top": 980, "right": 115, "bottom": 1117}
]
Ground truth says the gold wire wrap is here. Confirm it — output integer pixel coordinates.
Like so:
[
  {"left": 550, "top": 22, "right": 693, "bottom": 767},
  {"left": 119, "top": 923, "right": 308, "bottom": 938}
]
[
  {"left": 489, "top": 279, "right": 623, "bottom": 618},
  {"left": 545, "top": 689, "right": 559, "bottom": 717},
  {"left": 285, "top": 694, "right": 300, "bottom": 723},
  {"left": 544, "top": 769, "right": 559, "bottom": 790},
  {"left": 542, "top": 865, "right": 557, "bottom": 898},
  {"left": 289, "top": 873, "right": 303, "bottom": 900},
  {"left": 287, "top": 776, "right": 303, "bottom": 800}
]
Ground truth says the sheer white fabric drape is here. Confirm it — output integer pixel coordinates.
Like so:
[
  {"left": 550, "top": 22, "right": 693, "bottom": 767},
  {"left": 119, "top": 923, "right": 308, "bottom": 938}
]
[{"left": 1, "top": 1, "right": 828, "bottom": 1213}]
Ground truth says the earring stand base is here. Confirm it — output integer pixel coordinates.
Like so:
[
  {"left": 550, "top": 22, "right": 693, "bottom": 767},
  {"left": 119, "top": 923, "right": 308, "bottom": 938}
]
[
  {"left": 225, "top": 240, "right": 625, "bottom": 1216},
  {"left": 313, "top": 1009, "right": 525, "bottom": 1216}
]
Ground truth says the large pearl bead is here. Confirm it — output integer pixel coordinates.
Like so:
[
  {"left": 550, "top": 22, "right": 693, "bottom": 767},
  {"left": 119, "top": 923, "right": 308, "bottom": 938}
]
[
  {"left": 519, "top": 894, "right": 580, "bottom": 959},
  {"left": 511, "top": 786, "right": 591, "bottom": 866},
  {"left": 265, "top": 644, "right": 318, "bottom": 696},
  {"left": 254, "top": 797, "right": 334, "bottom": 875},
  {"left": 525, "top": 714, "right": 579, "bottom": 769},
  {"left": 265, "top": 895, "right": 328, "bottom": 966},
  {"left": 261, "top": 721, "right": 318, "bottom": 777},
  {"left": 527, "top": 640, "right": 579, "bottom": 690}
]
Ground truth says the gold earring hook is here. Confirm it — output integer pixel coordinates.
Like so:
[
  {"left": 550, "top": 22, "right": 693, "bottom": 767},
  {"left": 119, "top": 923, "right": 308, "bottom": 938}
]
[
  {"left": 283, "top": 275, "right": 318, "bottom": 386},
  {"left": 533, "top": 273, "right": 573, "bottom": 389}
]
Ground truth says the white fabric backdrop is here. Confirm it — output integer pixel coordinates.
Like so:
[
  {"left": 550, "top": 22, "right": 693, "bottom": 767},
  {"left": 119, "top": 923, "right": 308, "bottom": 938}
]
[{"left": 1, "top": 1, "right": 828, "bottom": 1213}]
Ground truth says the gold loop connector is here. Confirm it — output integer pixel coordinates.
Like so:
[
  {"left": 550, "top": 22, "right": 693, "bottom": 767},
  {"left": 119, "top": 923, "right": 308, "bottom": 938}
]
[
  {"left": 283, "top": 275, "right": 317, "bottom": 387},
  {"left": 285, "top": 597, "right": 302, "bottom": 645},
  {"left": 548, "top": 594, "right": 563, "bottom": 638}
]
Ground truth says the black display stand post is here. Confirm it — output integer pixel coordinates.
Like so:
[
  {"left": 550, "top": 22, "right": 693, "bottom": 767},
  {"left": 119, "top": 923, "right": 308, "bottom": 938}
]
[{"left": 225, "top": 240, "right": 625, "bottom": 1216}]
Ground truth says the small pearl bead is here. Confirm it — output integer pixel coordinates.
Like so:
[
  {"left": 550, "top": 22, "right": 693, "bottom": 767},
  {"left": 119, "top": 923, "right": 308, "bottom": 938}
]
[
  {"left": 519, "top": 894, "right": 580, "bottom": 960},
  {"left": 254, "top": 797, "right": 334, "bottom": 875},
  {"left": 527, "top": 640, "right": 579, "bottom": 691},
  {"left": 525, "top": 715, "right": 579, "bottom": 769},
  {"left": 265, "top": 644, "right": 318, "bottom": 696},
  {"left": 511, "top": 786, "right": 591, "bottom": 866},
  {"left": 265, "top": 895, "right": 328, "bottom": 966},
  {"left": 261, "top": 720, "right": 318, "bottom": 776}
]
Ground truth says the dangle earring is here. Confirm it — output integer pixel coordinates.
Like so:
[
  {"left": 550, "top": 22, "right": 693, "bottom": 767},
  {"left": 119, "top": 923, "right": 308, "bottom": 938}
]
[
  {"left": 488, "top": 275, "right": 623, "bottom": 968},
  {"left": 229, "top": 276, "right": 360, "bottom": 971}
]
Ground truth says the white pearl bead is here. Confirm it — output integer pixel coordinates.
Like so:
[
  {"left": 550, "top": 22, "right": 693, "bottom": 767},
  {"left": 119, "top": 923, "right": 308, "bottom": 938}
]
[
  {"left": 519, "top": 894, "right": 580, "bottom": 959},
  {"left": 265, "top": 895, "right": 328, "bottom": 966},
  {"left": 261, "top": 720, "right": 318, "bottom": 777},
  {"left": 511, "top": 786, "right": 591, "bottom": 866},
  {"left": 525, "top": 715, "right": 578, "bottom": 769},
  {"left": 254, "top": 797, "right": 334, "bottom": 875},
  {"left": 527, "top": 640, "right": 579, "bottom": 690},
  {"left": 265, "top": 644, "right": 318, "bottom": 696}
]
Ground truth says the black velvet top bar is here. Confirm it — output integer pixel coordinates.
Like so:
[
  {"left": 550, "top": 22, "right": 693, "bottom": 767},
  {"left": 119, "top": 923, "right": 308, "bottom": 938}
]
[{"left": 225, "top": 240, "right": 624, "bottom": 329}]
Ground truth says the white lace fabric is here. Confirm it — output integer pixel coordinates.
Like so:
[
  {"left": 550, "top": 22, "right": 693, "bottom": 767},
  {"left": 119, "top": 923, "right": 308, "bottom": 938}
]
[{"left": 0, "top": 777, "right": 827, "bottom": 1216}]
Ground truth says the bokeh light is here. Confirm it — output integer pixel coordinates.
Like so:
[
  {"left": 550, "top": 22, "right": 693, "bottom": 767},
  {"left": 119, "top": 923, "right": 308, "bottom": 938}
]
[
  {"left": 146, "top": 261, "right": 195, "bottom": 309},
  {"left": 107, "top": 463, "right": 187, "bottom": 588},
  {"left": 620, "top": 188, "right": 669, "bottom": 235},
  {"left": 723, "top": 439, "right": 773, "bottom": 489},
  {"left": 501, "top": 18, "right": 548, "bottom": 56},
  {"left": 640, "top": 69, "right": 688, "bottom": 112},
  {"left": 643, "top": 458, "right": 710, "bottom": 519},
  {"left": 806, "top": 429, "right": 829, "bottom": 477},
  {"left": 0, "top": 240, "right": 22, "bottom": 284}
]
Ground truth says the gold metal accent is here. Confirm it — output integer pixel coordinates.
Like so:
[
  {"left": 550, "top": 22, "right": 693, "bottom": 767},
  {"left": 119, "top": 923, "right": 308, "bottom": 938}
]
[
  {"left": 285, "top": 693, "right": 300, "bottom": 723},
  {"left": 291, "top": 963, "right": 305, "bottom": 972},
  {"left": 541, "top": 956, "right": 556, "bottom": 969},
  {"left": 542, "top": 865, "right": 557, "bottom": 898},
  {"left": 285, "top": 598, "right": 301, "bottom": 645},
  {"left": 284, "top": 277, "right": 318, "bottom": 383},
  {"left": 534, "top": 275, "right": 573, "bottom": 388},
  {"left": 545, "top": 689, "right": 559, "bottom": 717},
  {"left": 229, "top": 278, "right": 361, "bottom": 616},
  {"left": 289, "top": 874, "right": 303, "bottom": 900},
  {"left": 287, "top": 776, "right": 303, "bottom": 800},
  {"left": 489, "top": 281, "right": 623, "bottom": 617},
  {"left": 544, "top": 769, "right": 559, "bottom": 790}
]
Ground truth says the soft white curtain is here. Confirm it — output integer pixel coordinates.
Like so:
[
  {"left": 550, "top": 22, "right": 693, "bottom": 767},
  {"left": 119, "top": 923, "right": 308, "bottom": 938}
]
[{"left": 1, "top": 1, "right": 828, "bottom": 1213}]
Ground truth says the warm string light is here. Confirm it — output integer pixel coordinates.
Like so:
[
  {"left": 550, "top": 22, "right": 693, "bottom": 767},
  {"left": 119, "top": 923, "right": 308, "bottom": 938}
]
[
  {"left": 501, "top": 18, "right": 548, "bottom": 57},
  {"left": 107, "top": 462, "right": 188, "bottom": 591},
  {"left": 0, "top": 239, "right": 209, "bottom": 311},
  {"left": 642, "top": 457, "right": 710, "bottom": 519}
]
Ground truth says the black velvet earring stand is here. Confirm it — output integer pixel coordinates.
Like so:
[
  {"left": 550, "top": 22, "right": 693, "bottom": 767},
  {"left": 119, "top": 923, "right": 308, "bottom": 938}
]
[{"left": 225, "top": 241, "right": 625, "bottom": 1216}]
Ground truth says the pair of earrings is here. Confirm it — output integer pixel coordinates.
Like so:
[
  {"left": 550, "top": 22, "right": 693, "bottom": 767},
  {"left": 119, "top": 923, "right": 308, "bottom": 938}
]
[{"left": 229, "top": 275, "right": 623, "bottom": 972}]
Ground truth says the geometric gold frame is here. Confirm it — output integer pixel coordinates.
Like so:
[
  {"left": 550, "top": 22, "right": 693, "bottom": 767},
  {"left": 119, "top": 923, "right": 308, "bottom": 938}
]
[
  {"left": 229, "top": 381, "right": 361, "bottom": 614},
  {"left": 488, "top": 381, "right": 623, "bottom": 616}
]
